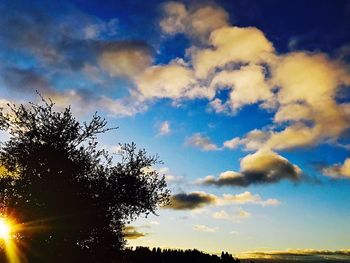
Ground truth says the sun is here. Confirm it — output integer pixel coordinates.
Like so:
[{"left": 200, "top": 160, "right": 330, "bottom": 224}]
[{"left": 0, "top": 217, "right": 12, "bottom": 240}]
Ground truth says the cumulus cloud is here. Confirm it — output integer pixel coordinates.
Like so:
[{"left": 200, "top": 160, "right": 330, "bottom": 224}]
[
  {"left": 210, "top": 64, "right": 274, "bottom": 111},
  {"left": 157, "top": 2, "right": 350, "bottom": 151},
  {"left": 166, "top": 191, "right": 279, "bottom": 210},
  {"left": 239, "top": 53, "right": 350, "bottom": 150},
  {"left": 2, "top": 0, "right": 350, "bottom": 153},
  {"left": 160, "top": 2, "right": 229, "bottom": 41},
  {"left": 192, "top": 26, "right": 275, "bottom": 78},
  {"left": 158, "top": 121, "right": 171, "bottom": 136},
  {"left": 193, "top": 224, "right": 218, "bottom": 233},
  {"left": 166, "top": 192, "right": 217, "bottom": 210},
  {"left": 185, "top": 133, "right": 220, "bottom": 151},
  {"left": 123, "top": 226, "right": 146, "bottom": 240},
  {"left": 200, "top": 149, "right": 302, "bottom": 187},
  {"left": 99, "top": 42, "right": 152, "bottom": 78},
  {"left": 135, "top": 61, "right": 196, "bottom": 99},
  {"left": 212, "top": 208, "right": 251, "bottom": 222},
  {"left": 323, "top": 158, "right": 350, "bottom": 178},
  {"left": 219, "top": 191, "right": 280, "bottom": 206},
  {"left": 223, "top": 137, "right": 241, "bottom": 149}
]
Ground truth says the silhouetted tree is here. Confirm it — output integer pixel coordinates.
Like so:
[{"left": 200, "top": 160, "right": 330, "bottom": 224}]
[
  {"left": 116, "top": 247, "right": 241, "bottom": 263},
  {"left": 0, "top": 98, "right": 169, "bottom": 262}
]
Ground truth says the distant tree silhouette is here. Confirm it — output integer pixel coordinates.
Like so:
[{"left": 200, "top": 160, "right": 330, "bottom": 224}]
[
  {"left": 115, "top": 247, "right": 241, "bottom": 263},
  {"left": 0, "top": 97, "right": 169, "bottom": 262}
]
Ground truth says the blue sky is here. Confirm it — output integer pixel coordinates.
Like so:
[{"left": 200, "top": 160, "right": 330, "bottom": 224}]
[{"left": 0, "top": 0, "right": 350, "bottom": 260}]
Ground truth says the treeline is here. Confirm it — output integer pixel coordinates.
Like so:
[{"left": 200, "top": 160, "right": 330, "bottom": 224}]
[
  {"left": 115, "top": 246, "right": 245, "bottom": 263},
  {"left": 0, "top": 246, "right": 251, "bottom": 263}
]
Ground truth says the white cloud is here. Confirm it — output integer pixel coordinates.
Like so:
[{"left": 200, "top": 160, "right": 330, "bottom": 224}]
[
  {"left": 212, "top": 210, "right": 230, "bottom": 219},
  {"left": 239, "top": 52, "right": 350, "bottom": 150},
  {"left": 158, "top": 3, "right": 350, "bottom": 151},
  {"left": 208, "top": 98, "right": 232, "bottom": 114},
  {"left": 210, "top": 64, "right": 274, "bottom": 111},
  {"left": 234, "top": 208, "right": 251, "bottom": 219},
  {"left": 160, "top": 2, "right": 229, "bottom": 41},
  {"left": 136, "top": 61, "right": 195, "bottom": 99},
  {"left": 212, "top": 208, "right": 251, "bottom": 222},
  {"left": 157, "top": 167, "right": 184, "bottom": 184},
  {"left": 158, "top": 121, "right": 171, "bottom": 136},
  {"left": 192, "top": 26, "right": 275, "bottom": 78},
  {"left": 185, "top": 133, "right": 220, "bottom": 151},
  {"left": 223, "top": 137, "right": 241, "bottom": 149},
  {"left": 219, "top": 191, "right": 280, "bottom": 207},
  {"left": 193, "top": 224, "right": 218, "bottom": 233},
  {"left": 323, "top": 158, "right": 350, "bottom": 178}
]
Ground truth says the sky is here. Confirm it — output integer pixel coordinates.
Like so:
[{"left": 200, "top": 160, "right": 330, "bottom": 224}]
[{"left": 0, "top": 0, "right": 350, "bottom": 261}]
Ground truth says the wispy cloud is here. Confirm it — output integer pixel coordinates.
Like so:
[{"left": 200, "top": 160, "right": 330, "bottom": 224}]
[
  {"left": 242, "top": 249, "right": 350, "bottom": 261},
  {"left": 193, "top": 224, "right": 218, "bottom": 233},
  {"left": 158, "top": 121, "right": 171, "bottom": 136},
  {"left": 212, "top": 208, "right": 251, "bottom": 222},
  {"left": 185, "top": 133, "right": 220, "bottom": 151}
]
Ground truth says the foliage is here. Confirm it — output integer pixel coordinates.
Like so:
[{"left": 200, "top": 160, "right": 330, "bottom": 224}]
[{"left": 0, "top": 98, "right": 169, "bottom": 262}]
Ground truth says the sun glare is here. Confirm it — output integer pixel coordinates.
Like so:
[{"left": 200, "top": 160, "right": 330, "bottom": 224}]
[{"left": 0, "top": 217, "right": 12, "bottom": 240}]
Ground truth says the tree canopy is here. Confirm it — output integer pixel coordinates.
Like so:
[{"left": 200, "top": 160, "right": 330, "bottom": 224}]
[{"left": 0, "top": 98, "right": 169, "bottom": 262}]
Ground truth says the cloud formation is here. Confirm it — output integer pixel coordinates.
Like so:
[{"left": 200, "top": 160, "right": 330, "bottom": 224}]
[
  {"left": 166, "top": 191, "right": 279, "bottom": 210},
  {"left": 218, "top": 191, "right": 280, "bottom": 206},
  {"left": 160, "top": 2, "right": 229, "bottom": 41},
  {"left": 123, "top": 226, "right": 146, "bottom": 240},
  {"left": 157, "top": 2, "right": 350, "bottom": 151},
  {"left": 323, "top": 158, "right": 350, "bottom": 178},
  {"left": 212, "top": 208, "right": 251, "bottom": 222},
  {"left": 192, "top": 26, "right": 275, "bottom": 79},
  {"left": 99, "top": 42, "right": 152, "bottom": 78},
  {"left": 158, "top": 121, "right": 171, "bottom": 136},
  {"left": 1, "top": 0, "right": 350, "bottom": 152},
  {"left": 209, "top": 64, "right": 274, "bottom": 111},
  {"left": 238, "top": 52, "right": 350, "bottom": 150},
  {"left": 185, "top": 133, "right": 220, "bottom": 151},
  {"left": 200, "top": 149, "right": 302, "bottom": 187},
  {"left": 136, "top": 60, "right": 196, "bottom": 100},
  {"left": 193, "top": 224, "right": 218, "bottom": 233},
  {"left": 167, "top": 192, "right": 217, "bottom": 210},
  {"left": 0, "top": 2, "right": 153, "bottom": 117}
]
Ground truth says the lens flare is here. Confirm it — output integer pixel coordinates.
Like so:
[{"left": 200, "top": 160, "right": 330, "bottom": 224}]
[
  {"left": 0, "top": 217, "right": 11, "bottom": 240},
  {"left": 0, "top": 216, "right": 22, "bottom": 263}
]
